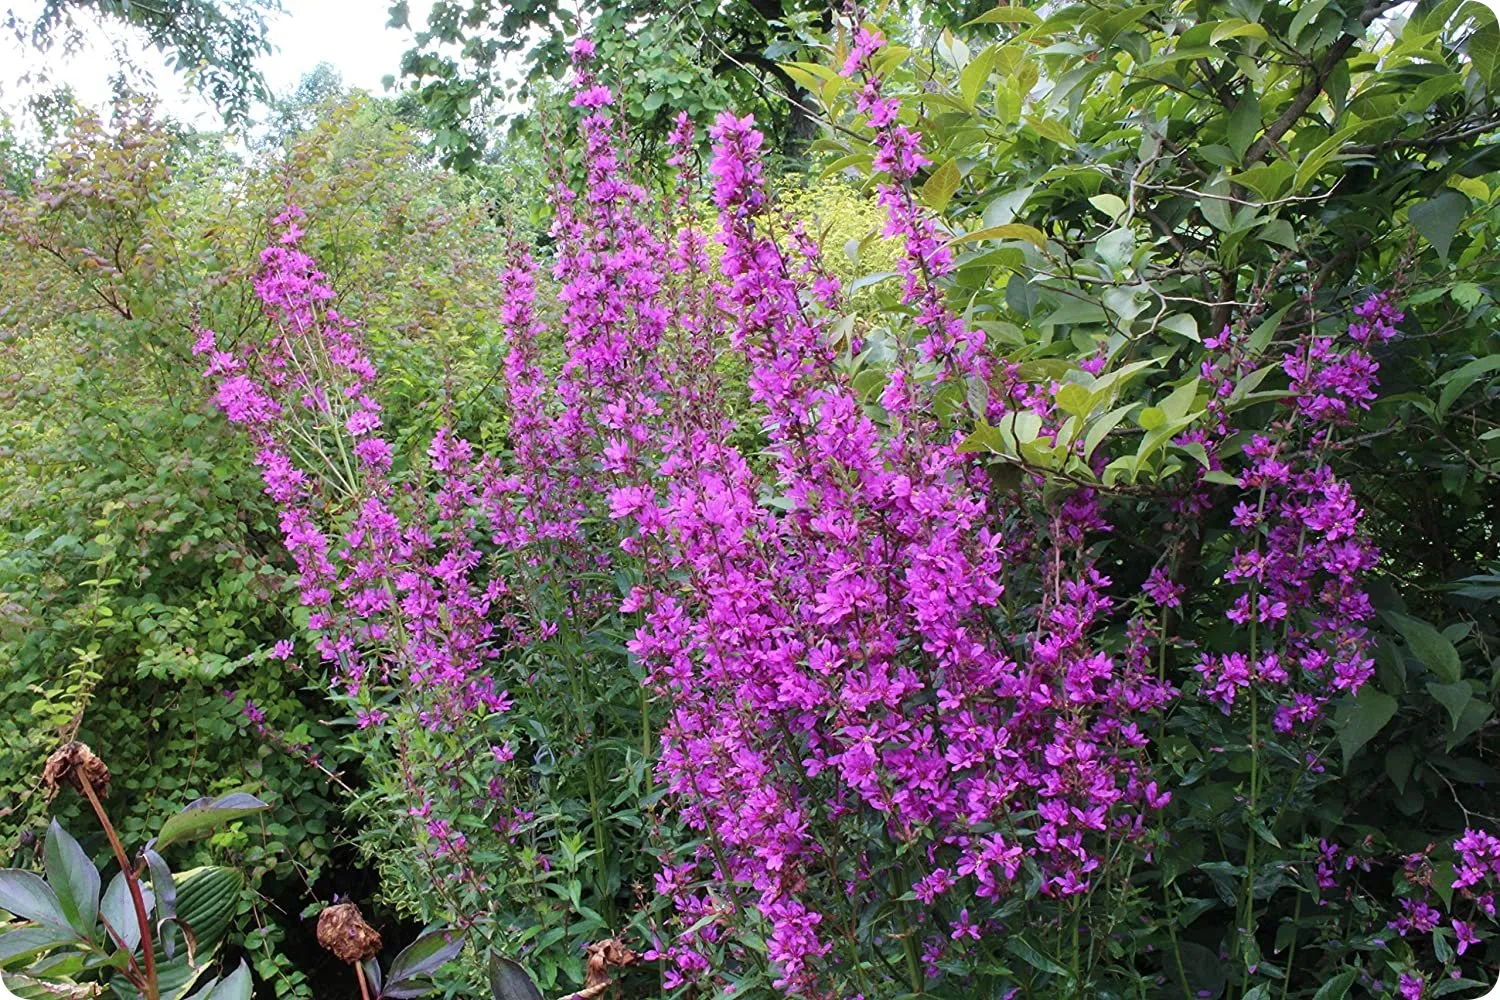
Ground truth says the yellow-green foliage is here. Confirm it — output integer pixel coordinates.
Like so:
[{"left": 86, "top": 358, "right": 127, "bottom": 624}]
[{"left": 773, "top": 175, "right": 903, "bottom": 286}]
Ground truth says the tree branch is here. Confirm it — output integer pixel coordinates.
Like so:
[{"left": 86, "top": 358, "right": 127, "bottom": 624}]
[{"left": 1243, "top": 0, "right": 1405, "bottom": 165}]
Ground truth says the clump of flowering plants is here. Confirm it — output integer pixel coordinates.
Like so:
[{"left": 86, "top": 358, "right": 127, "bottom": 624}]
[{"left": 194, "top": 15, "right": 1500, "bottom": 1000}]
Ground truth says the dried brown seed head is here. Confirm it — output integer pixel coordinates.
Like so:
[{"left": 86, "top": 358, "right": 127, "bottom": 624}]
[
  {"left": 42, "top": 742, "right": 110, "bottom": 801},
  {"left": 582, "top": 937, "right": 638, "bottom": 989},
  {"left": 316, "top": 902, "right": 382, "bottom": 964}
]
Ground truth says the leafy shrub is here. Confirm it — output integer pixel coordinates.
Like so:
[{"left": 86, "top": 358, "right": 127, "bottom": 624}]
[{"left": 0, "top": 92, "right": 513, "bottom": 998}]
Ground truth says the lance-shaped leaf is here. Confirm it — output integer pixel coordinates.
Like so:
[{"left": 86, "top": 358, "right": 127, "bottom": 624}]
[
  {"left": 144, "top": 849, "right": 178, "bottom": 960},
  {"left": 153, "top": 794, "right": 270, "bottom": 853},
  {"left": 184, "top": 960, "right": 253, "bottom": 1000},
  {"left": 0, "top": 872, "right": 72, "bottom": 934},
  {"left": 100, "top": 873, "right": 155, "bottom": 954},
  {"left": 43, "top": 821, "right": 99, "bottom": 942},
  {"left": 488, "top": 953, "right": 543, "bottom": 1000},
  {"left": 0, "top": 924, "right": 78, "bottom": 965},
  {"left": 381, "top": 928, "right": 465, "bottom": 998},
  {"left": 363, "top": 959, "right": 382, "bottom": 998}
]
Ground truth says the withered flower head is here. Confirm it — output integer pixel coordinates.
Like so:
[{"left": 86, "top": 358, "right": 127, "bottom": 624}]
[
  {"left": 582, "top": 937, "right": 639, "bottom": 989},
  {"left": 316, "top": 902, "right": 382, "bottom": 964},
  {"left": 42, "top": 742, "right": 110, "bottom": 801}
]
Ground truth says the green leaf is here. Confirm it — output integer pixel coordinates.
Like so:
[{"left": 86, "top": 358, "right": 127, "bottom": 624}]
[
  {"left": 100, "top": 873, "right": 153, "bottom": 954},
  {"left": 921, "top": 158, "right": 962, "bottom": 211},
  {"left": 1257, "top": 218, "right": 1297, "bottom": 250},
  {"left": 1211, "top": 19, "right": 1268, "bottom": 43},
  {"left": 1055, "top": 383, "right": 1094, "bottom": 416},
  {"left": 43, "top": 822, "right": 99, "bottom": 941},
  {"left": 1227, "top": 92, "right": 1261, "bottom": 161},
  {"left": 143, "top": 849, "right": 176, "bottom": 959},
  {"left": 965, "top": 5, "right": 1041, "bottom": 26},
  {"left": 959, "top": 46, "right": 996, "bottom": 105},
  {"left": 1159, "top": 377, "right": 1200, "bottom": 421},
  {"left": 0, "top": 924, "right": 78, "bottom": 965},
  {"left": 1293, "top": 120, "right": 1376, "bottom": 191},
  {"left": 384, "top": 927, "right": 465, "bottom": 994},
  {"left": 1313, "top": 969, "right": 1358, "bottom": 1000},
  {"left": 1426, "top": 681, "right": 1474, "bottom": 731},
  {"left": 201, "top": 961, "right": 253, "bottom": 1000},
  {"left": 1385, "top": 744, "right": 1415, "bottom": 793},
  {"left": 948, "top": 223, "right": 1047, "bottom": 249},
  {"left": 1004, "top": 938, "right": 1070, "bottom": 976},
  {"left": 1469, "top": 14, "right": 1500, "bottom": 89},
  {"left": 1288, "top": 0, "right": 1332, "bottom": 44},
  {"left": 1088, "top": 193, "right": 1127, "bottom": 221},
  {"left": 1097, "top": 227, "right": 1135, "bottom": 269},
  {"left": 1436, "top": 354, "right": 1500, "bottom": 419},
  {"left": 1409, "top": 191, "right": 1469, "bottom": 262},
  {"left": 0, "top": 872, "right": 72, "bottom": 933},
  {"left": 1381, "top": 611, "right": 1462, "bottom": 683},
  {"left": 1083, "top": 403, "right": 1136, "bottom": 460},
  {"left": 1335, "top": 687, "right": 1398, "bottom": 763},
  {"left": 153, "top": 792, "right": 270, "bottom": 852},
  {"left": 489, "top": 953, "right": 543, "bottom": 1000}
]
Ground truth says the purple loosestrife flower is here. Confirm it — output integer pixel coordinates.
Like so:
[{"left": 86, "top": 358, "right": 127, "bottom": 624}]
[{"left": 608, "top": 40, "right": 1175, "bottom": 993}]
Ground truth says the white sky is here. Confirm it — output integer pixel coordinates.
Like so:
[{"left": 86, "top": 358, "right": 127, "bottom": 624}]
[{"left": 0, "top": 0, "right": 434, "bottom": 130}]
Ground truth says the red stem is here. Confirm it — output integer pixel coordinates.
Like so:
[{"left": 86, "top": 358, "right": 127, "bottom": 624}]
[{"left": 79, "top": 779, "right": 159, "bottom": 1000}]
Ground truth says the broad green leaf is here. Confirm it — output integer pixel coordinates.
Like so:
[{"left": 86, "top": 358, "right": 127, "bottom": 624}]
[
  {"left": 1227, "top": 92, "right": 1260, "bottom": 161},
  {"left": 1258, "top": 218, "right": 1296, "bottom": 250},
  {"left": 100, "top": 873, "right": 153, "bottom": 953},
  {"left": 43, "top": 822, "right": 98, "bottom": 942},
  {"left": 1288, "top": 0, "right": 1332, "bottom": 44},
  {"left": 153, "top": 793, "right": 270, "bottom": 852},
  {"left": 1436, "top": 354, "right": 1500, "bottom": 418},
  {"left": 1426, "top": 681, "right": 1474, "bottom": 731},
  {"left": 1381, "top": 611, "right": 1462, "bottom": 683},
  {"left": 142, "top": 849, "right": 178, "bottom": 960},
  {"left": 959, "top": 46, "right": 996, "bottom": 105},
  {"left": 1024, "top": 114, "right": 1075, "bottom": 147},
  {"left": 1159, "top": 377, "right": 1200, "bottom": 421},
  {"left": 0, "top": 872, "right": 72, "bottom": 933},
  {"left": 1160, "top": 314, "right": 1200, "bottom": 341},
  {"left": 922, "top": 158, "right": 962, "bottom": 211},
  {"left": 1055, "top": 383, "right": 1093, "bottom": 416},
  {"left": 1088, "top": 193, "right": 1127, "bottom": 221},
  {"left": 1201, "top": 189, "right": 1233, "bottom": 232},
  {"left": 1469, "top": 13, "right": 1500, "bottom": 89},
  {"left": 1449, "top": 700, "right": 1494, "bottom": 750},
  {"left": 1313, "top": 969, "right": 1358, "bottom": 1000},
  {"left": 1335, "top": 687, "right": 1399, "bottom": 763},
  {"left": 193, "top": 961, "right": 253, "bottom": 1000},
  {"left": 489, "top": 953, "right": 543, "bottom": 1000},
  {"left": 1097, "top": 227, "right": 1135, "bottom": 269},
  {"left": 1409, "top": 191, "right": 1469, "bottom": 262},
  {"left": 0, "top": 924, "right": 77, "bottom": 965},
  {"left": 384, "top": 928, "right": 465, "bottom": 995},
  {"left": 1211, "top": 19, "right": 1268, "bottom": 43},
  {"left": 1386, "top": 744, "right": 1415, "bottom": 792}
]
